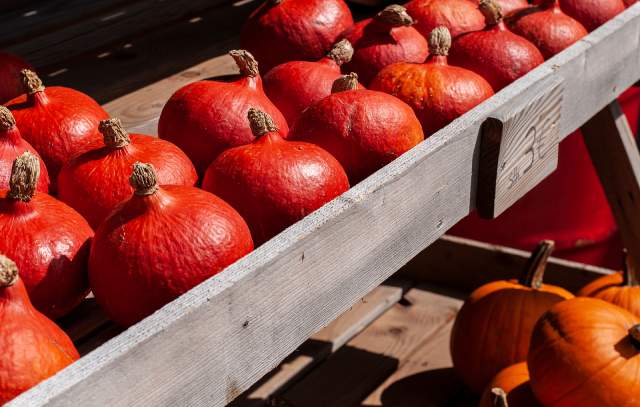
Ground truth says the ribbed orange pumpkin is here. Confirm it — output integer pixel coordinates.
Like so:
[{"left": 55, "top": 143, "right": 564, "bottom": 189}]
[
  {"left": 528, "top": 298, "right": 640, "bottom": 406},
  {"left": 478, "top": 363, "right": 541, "bottom": 407},
  {"left": 578, "top": 252, "right": 640, "bottom": 317},
  {"left": 450, "top": 241, "right": 574, "bottom": 393}
]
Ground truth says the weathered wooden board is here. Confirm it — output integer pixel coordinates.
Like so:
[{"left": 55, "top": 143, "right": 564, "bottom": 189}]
[
  {"left": 582, "top": 100, "right": 640, "bottom": 268},
  {"left": 234, "top": 282, "right": 408, "bottom": 406},
  {"left": 477, "top": 80, "right": 562, "bottom": 218},
  {"left": 276, "top": 287, "right": 462, "bottom": 407},
  {"left": 10, "top": 5, "right": 640, "bottom": 407},
  {"left": 400, "top": 235, "right": 612, "bottom": 293},
  {"left": 3, "top": 0, "right": 238, "bottom": 67}
]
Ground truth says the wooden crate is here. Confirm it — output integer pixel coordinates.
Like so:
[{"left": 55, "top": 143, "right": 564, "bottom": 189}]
[{"left": 2, "top": 1, "right": 640, "bottom": 405}]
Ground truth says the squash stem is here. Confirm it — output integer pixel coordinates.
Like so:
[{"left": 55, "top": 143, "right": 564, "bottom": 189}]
[
  {"left": 0, "top": 106, "right": 16, "bottom": 132},
  {"left": 0, "top": 255, "right": 18, "bottom": 288},
  {"left": 519, "top": 240, "right": 555, "bottom": 289},
  {"left": 331, "top": 73, "right": 359, "bottom": 93},
  {"left": 623, "top": 250, "right": 640, "bottom": 286},
  {"left": 491, "top": 388, "right": 509, "bottom": 407},
  {"left": 8, "top": 152, "right": 40, "bottom": 202},
  {"left": 629, "top": 325, "right": 640, "bottom": 349}
]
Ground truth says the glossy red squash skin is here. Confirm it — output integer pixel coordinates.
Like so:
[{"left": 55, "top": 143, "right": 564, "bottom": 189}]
[
  {"left": 241, "top": 0, "right": 354, "bottom": 74},
  {"left": 536, "top": 0, "right": 626, "bottom": 31},
  {"left": 58, "top": 118, "right": 197, "bottom": 229},
  {"left": 496, "top": 0, "right": 530, "bottom": 14},
  {"left": 263, "top": 40, "right": 358, "bottom": 126},
  {"left": 158, "top": 50, "right": 289, "bottom": 174},
  {"left": 0, "top": 52, "right": 32, "bottom": 104},
  {"left": 0, "top": 153, "right": 93, "bottom": 319},
  {"left": 370, "top": 27, "right": 494, "bottom": 136},
  {"left": 5, "top": 70, "right": 108, "bottom": 189},
  {"left": 449, "top": 0, "right": 545, "bottom": 91},
  {"left": 203, "top": 109, "right": 349, "bottom": 246},
  {"left": 405, "top": 0, "right": 486, "bottom": 39},
  {"left": 508, "top": 0, "right": 588, "bottom": 59},
  {"left": 0, "top": 257, "right": 79, "bottom": 404},
  {"left": 341, "top": 5, "right": 429, "bottom": 86},
  {"left": 291, "top": 75, "right": 424, "bottom": 184},
  {"left": 0, "top": 106, "right": 49, "bottom": 193},
  {"left": 90, "top": 163, "right": 254, "bottom": 327}
]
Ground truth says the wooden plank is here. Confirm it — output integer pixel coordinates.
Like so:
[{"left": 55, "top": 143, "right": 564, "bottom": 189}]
[
  {"left": 0, "top": 0, "right": 138, "bottom": 47},
  {"left": 4, "top": 0, "right": 235, "bottom": 68},
  {"left": 234, "top": 282, "right": 408, "bottom": 406},
  {"left": 400, "top": 235, "right": 613, "bottom": 293},
  {"left": 276, "top": 286, "right": 462, "bottom": 407},
  {"left": 581, "top": 100, "right": 640, "bottom": 268},
  {"left": 9, "top": 6, "right": 640, "bottom": 407},
  {"left": 477, "top": 80, "right": 562, "bottom": 218}
]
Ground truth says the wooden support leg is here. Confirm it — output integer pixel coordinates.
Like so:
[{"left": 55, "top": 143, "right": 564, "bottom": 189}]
[{"left": 582, "top": 100, "right": 640, "bottom": 266}]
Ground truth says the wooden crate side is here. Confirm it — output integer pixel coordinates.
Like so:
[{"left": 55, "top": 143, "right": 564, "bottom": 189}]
[
  {"left": 9, "top": 5, "right": 640, "bottom": 407},
  {"left": 400, "top": 235, "right": 613, "bottom": 293}
]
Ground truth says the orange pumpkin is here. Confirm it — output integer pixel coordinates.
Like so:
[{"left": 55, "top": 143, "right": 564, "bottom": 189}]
[
  {"left": 578, "top": 252, "right": 640, "bottom": 317},
  {"left": 0, "top": 254, "right": 79, "bottom": 404},
  {"left": 528, "top": 297, "right": 640, "bottom": 406},
  {"left": 479, "top": 363, "right": 541, "bottom": 407},
  {"left": 450, "top": 240, "right": 574, "bottom": 393}
]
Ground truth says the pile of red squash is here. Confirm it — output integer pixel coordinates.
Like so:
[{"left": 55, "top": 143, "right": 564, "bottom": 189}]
[{"left": 0, "top": 0, "right": 638, "bottom": 402}]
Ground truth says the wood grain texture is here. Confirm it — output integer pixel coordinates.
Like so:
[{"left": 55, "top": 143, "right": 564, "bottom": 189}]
[
  {"left": 9, "top": 5, "right": 640, "bottom": 407},
  {"left": 582, "top": 100, "right": 640, "bottom": 270},
  {"left": 400, "top": 235, "right": 613, "bottom": 293},
  {"left": 275, "top": 287, "right": 462, "bottom": 407},
  {"left": 477, "top": 80, "right": 562, "bottom": 218},
  {"left": 235, "top": 282, "right": 408, "bottom": 406},
  {"left": 4, "top": 0, "right": 237, "bottom": 67}
]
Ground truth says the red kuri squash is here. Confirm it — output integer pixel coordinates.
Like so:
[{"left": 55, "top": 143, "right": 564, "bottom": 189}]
[
  {"left": 450, "top": 241, "right": 574, "bottom": 393},
  {"left": 508, "top": 0, "right": 588, "bottom": 59},
  {"left": 536, "top": 0, "right": 626, "bottom": 31},
  {"left": 202, "top": 108, "right": 349, "bottom": 246},
  {"left": 0, "top": 52, "right": 32, "bottom": 104},
  {"left": 5, "top": 70, "right": 108, "bottom": 189},
  {"left": 90, "top": 163, "right": 254, "bottom": 327},
  {"left": 0, "top": 152, "right": 93, "bottom": 319},
  {"left": 241, "top": 0, "right": 354, "bottom": 73},
  {"left": 158, "top": 50, "right": 289, "bottom": 174},
  {"left": 291, "top": 73, "right": 424, "bottom": 184},
  {"left": 449, "top": 0, "right": 545, "bottom": 91},
  {"left": 58, "top": 118, "right": 197, "bottom": 228},
  {"left": 496, "top": 0, "right": 530, "bottom": 15},
  {"left": 528, "top": 298, "right": 640, "bottom": 406},
  {"left": 0, "top": 254, "right": 79, "bottom": 404},
  {"left": 405, "top": 0, "right": 485, "bottom": 39},
  {"left": 370, "top": 27, "right": 494, "bottom": 135},
  {"left": 263, "top": 39, "right": 356, "bottom": 126},
  {"left": 0, "top": 106, "right": 49, "bottom": 193},
  {"left": 341, "top": 5, "right": 429, "bottom": 86}
]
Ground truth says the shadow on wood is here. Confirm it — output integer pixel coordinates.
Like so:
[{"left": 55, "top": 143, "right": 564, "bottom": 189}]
[{"left": 374, "top": 368, "right": 477, "bottom": 407}]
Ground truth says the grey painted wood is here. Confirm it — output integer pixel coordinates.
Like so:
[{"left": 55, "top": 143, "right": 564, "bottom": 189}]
[
  {"left": 477, "top": 79, "right": 562, "bottom": 218},
  {"left": 582, "top": 100, "right": 640, "bottom": 271},
  {"left": 8, "top": 5, "right": 640, "bottom": 407}
]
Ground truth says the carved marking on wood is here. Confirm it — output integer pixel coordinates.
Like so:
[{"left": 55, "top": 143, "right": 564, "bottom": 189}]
[{"left": 477, "top": 82, "right": 563, "bottom": 218}]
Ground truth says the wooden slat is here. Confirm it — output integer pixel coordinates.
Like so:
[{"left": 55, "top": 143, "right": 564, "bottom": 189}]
[
  {"left": 233, "top": 282, "right": 408, "bottom": 406},
  {"left": 400, "top": 235, "right": 613, "bottom": 293},
  {"left": 581, "top": 101, "right": 640, "bottom": 268},
  {"left": 10, "top": 6, "right": 640, "bottom": 407},
  {"left": 276, "top": 286, "right": 463, "bottom": 407},
  {"left": 4, "top": 0, "right": 238, "bottom": 68}
]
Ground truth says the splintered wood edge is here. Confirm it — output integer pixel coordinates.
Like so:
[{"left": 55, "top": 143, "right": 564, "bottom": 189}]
[{"left": 10, "top": 5, "right": 640, "bottom": 407}]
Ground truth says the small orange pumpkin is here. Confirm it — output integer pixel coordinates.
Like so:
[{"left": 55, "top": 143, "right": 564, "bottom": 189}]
[
  {"left": 578, "top": 251, "right": 640, "bottom": 317},
  {"left": 478, "top": 363, "right": 541, "bottom": 407},
  {"left": 450, "top": 240, "right": 574, "bottom": 393},
  {"left": 528, "top": 297, "right": 640, "bottom": 406}
]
